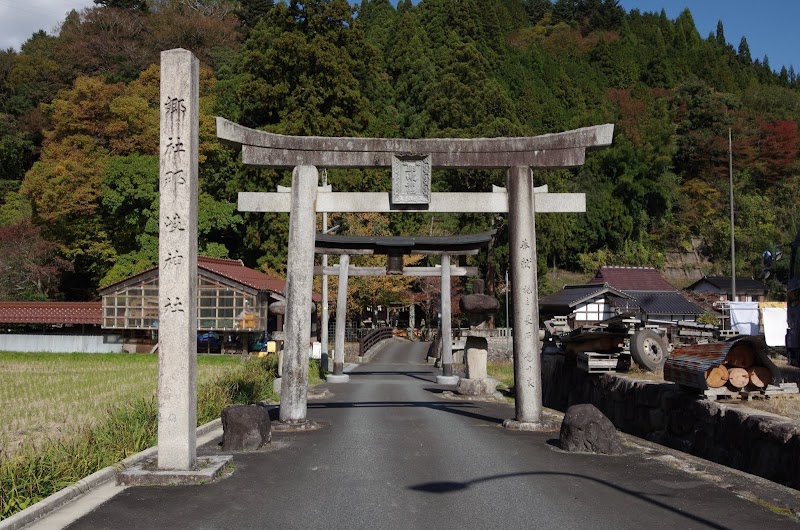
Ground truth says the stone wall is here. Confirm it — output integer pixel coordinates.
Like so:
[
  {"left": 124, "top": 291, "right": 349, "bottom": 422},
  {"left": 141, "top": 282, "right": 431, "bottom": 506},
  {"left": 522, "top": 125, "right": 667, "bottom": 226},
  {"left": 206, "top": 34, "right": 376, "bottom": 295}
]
[{"left": 542, "top": 353, "right": 800, "bottom": 490}]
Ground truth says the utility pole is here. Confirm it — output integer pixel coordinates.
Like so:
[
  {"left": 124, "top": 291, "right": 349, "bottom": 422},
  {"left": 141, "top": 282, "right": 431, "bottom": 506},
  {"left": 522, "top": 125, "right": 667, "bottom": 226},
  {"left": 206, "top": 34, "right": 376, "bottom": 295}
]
[{"left": 729, "top": 128, "right": 737, "bottom": 302}]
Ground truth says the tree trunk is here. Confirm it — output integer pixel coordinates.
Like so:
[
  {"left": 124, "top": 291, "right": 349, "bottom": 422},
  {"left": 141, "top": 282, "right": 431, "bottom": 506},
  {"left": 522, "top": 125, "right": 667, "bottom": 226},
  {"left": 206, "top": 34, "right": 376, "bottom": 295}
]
[
  {"left": 748, "top": 366, "right": 772, "bottom": 388},
  {"left": 727, "top": 367, "right": 750, "bottom": 389},
  {"left": 705, "top": 365, "right": 729, "bottom": 388}
]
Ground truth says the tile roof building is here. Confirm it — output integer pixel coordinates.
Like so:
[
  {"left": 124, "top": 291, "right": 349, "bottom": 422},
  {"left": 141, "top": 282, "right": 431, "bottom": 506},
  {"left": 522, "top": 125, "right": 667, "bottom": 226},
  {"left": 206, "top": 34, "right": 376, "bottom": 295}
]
[
  {"left": 0, "top": 302, "right": 101, "bottom": 326},
  {"left": 541, "top": 266, "right": 703, "bottom": 327},
  {"left": 685, "top": 276, "right": 768, "bottom": 303},
  {"left": 587, "top": 266, "right": 676, "bottom": 291},
  {"left": 0, "top": 258, "right": 318, "bottom": 353}
]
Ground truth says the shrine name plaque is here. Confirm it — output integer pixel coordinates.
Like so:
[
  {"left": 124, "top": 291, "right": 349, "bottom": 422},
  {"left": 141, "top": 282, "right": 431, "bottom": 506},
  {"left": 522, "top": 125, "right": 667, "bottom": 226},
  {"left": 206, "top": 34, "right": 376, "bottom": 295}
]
[{"left": 392, "top": 154, "right": 431, "bottom": 205}]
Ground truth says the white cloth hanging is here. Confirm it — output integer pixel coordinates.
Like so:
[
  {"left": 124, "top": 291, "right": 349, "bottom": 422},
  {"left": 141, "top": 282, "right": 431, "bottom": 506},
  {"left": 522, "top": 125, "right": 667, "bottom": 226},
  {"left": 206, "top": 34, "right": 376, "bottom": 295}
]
[
  {"left": 729, "top": 302, "right": 759, "bottom": 335},
  {"left": 761, "top": 306, "right": 787, "bottom": 347}
]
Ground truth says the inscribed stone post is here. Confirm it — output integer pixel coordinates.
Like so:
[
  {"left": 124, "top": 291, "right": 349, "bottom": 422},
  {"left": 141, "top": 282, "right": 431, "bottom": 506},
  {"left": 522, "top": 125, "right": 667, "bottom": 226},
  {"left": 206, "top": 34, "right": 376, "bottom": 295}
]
[
  {"left": 158, "top": 49, "right": 199, "bottom": 470},
  {"left": 279, "top": 165, "right": 318, "bottom": 423},
  {"left": 506, "top": 166, "right": 543, "bottom": 425}
]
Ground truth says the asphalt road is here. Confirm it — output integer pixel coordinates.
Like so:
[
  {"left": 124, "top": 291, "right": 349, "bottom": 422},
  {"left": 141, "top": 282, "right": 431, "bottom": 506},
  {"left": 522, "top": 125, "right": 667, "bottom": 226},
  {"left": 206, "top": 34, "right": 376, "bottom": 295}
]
[{"left": 66, "top": 339, "right": 799, "bottom": 529}]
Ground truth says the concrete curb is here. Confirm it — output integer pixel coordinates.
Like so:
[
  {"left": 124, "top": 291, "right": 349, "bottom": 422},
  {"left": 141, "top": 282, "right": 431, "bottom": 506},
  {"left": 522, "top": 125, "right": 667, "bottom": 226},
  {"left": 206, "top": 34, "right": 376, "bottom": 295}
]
[{"left": 0, "top": 419, "right": 222, "bottom": 530}]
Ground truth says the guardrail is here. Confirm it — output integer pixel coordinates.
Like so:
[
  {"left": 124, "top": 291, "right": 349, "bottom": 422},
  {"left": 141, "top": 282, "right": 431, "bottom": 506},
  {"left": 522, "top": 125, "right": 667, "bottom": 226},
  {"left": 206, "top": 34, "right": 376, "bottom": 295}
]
[{"left": 359, "top": 326, "right": 393, "bottom": 357}]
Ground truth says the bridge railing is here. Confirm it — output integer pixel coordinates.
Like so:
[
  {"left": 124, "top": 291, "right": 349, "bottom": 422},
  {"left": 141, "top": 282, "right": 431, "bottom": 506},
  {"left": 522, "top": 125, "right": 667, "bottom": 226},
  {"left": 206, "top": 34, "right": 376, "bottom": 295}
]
[{"left": 359, "top": 326, "right": 393, "bottom": 357}]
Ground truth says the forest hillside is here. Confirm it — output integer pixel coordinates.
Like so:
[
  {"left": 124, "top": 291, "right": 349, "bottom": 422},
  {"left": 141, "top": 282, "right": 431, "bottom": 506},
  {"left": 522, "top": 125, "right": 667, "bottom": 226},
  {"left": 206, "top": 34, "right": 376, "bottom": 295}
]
[{"left": 1, "top": 0, "right": 798, "bottom": 307}]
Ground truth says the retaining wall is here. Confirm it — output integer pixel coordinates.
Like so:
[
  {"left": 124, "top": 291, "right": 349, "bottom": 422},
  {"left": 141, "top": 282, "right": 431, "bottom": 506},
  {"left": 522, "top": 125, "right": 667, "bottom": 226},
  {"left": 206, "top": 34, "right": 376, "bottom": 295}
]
[{"left": 542, "top": 353, "right": 800, "bottom": 490}]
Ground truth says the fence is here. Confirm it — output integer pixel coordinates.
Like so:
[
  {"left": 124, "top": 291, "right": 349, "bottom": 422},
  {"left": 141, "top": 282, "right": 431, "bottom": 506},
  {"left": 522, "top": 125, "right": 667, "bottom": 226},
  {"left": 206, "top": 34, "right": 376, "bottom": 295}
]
[{"left": 359, "top": 327, "right": 393, "bottom": 357}]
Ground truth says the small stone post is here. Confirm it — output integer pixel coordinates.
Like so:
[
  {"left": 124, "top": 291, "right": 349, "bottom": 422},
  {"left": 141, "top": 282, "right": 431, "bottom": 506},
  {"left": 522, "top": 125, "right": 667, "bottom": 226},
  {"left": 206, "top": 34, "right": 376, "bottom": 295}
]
[
  {"left": 437, "top": 254, "right": 459, "bottom": 384},
  {"left": 328, "top": 254, "right": 350, "bottom": 383},
  {"left": 158, "top": 49, "right": 199, "bottom": 470},
  {"left": 279, "top": 165, "right": 318, "bottom": 424},
  {"left": 504, "top": 166, "right": 545, "bottom": 429}
]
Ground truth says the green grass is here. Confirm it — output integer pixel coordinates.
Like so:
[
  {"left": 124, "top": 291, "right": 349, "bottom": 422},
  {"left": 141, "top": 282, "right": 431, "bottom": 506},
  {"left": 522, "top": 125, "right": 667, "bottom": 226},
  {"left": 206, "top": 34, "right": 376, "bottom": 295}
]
[
  {"left": 0, "top": 352, "right": 239, "bottom": 458},
  {"left": 0, "top": 353, "right": 323, "bottom": 521},
  {"left": 487, "top": 359, "right": 515, "bottom": 391}
]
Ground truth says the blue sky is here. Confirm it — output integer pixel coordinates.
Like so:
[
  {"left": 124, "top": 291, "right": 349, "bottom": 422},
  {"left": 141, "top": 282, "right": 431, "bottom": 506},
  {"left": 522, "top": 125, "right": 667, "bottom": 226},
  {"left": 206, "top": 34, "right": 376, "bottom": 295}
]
[{"left": 0, "top": 1, "right": 796, "bottom": 72}]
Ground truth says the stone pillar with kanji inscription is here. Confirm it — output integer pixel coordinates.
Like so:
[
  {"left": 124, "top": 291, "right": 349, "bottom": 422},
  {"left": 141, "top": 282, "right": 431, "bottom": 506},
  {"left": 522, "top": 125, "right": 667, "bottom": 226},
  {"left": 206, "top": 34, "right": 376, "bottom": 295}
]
[
  {"left": 158, "top": 49, "right": 199, "bottom": 470},
  {"left": 503, "top": 166, "right": 549, "bottom": 430},
  {"left": 279, "top": 165, "right": 319, "bottom": 423}
]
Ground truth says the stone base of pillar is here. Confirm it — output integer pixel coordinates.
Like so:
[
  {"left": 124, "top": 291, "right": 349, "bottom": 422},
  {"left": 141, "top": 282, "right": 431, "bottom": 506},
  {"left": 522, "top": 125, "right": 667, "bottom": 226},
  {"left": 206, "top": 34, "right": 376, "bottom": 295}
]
[
  {"left": 427, "top": 356, "right": 437, "bottom": 364},
  {"left": 325, "top": 374, "right": 350, "bottom": 384},
  {"left": 456, "top": 377, "right": 498, "bottom": 397},
  {"left": 118, "top": 455, "right": 233, "bottom": 486},
  {"left": 436, "top": 375, "right": 460, "bottom": 385},
  {"left": 502, "top": 418, "right": 561, "bottom": 432},
  {"left": 271, "top": 420, "right": 327, "bottom": 432},
  {"left": 272, "top": 377, "right": 282, "bottom": 395}
]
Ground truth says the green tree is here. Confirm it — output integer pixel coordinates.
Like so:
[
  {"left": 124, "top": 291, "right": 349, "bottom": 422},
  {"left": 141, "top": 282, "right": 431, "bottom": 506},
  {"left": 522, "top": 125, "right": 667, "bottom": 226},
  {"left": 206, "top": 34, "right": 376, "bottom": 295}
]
[{"left": 236, "top": 0, "right": 381, "bottom": 136}]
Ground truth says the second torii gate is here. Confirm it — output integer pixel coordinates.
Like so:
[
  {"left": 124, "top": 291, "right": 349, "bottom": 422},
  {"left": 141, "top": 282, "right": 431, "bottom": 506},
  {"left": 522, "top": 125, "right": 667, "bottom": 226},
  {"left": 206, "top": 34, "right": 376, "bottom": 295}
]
[
  {"left": 217, "top": 118, "right": 614, "bottom": 430},
  {"left": 314, "top": 231, "right": 494, "bottom": 384}
]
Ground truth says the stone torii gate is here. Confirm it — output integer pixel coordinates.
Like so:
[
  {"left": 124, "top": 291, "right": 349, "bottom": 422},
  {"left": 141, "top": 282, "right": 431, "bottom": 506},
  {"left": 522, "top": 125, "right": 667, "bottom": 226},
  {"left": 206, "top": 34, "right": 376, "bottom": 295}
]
[
  {"left": 217, "top": 118, "right": 613, "bottom": 430},
  {"left": 313, "top": 231, "right": 494, "bottom": 384}
]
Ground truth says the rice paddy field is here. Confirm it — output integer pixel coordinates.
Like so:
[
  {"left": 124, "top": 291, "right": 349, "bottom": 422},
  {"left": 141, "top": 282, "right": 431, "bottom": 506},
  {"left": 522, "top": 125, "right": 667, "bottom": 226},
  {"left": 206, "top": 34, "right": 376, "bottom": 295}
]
[{"left": 0, "top": 352, "right": 241, "bottom": 459}]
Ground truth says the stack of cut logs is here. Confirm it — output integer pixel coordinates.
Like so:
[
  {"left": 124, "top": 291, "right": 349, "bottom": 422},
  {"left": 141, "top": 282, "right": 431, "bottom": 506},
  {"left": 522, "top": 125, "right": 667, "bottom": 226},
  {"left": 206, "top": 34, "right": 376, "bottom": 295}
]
[{"left": 705, "top": 342, "right": 772, "bottom": 390}]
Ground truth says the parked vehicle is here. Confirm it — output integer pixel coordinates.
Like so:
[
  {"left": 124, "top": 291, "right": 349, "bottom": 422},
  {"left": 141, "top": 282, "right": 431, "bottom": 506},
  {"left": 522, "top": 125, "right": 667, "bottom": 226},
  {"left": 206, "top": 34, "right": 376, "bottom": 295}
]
[{"left": 197, "top": 331, "right": 221, "bottom": 353}]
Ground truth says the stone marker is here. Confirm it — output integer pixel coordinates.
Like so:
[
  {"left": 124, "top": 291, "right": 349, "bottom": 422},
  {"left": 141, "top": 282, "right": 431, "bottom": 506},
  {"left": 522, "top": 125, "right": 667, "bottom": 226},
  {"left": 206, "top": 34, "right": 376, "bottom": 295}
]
[
  {"left": 559, "top": 403, "right": 624, "bottom": 455},
  {"left": 221, "top": 404, "right": 271, "bottom": 451},
  {"left": 279, "top": 165, "right": 318, "bottom": 424},
  {"left": 464, "top": 336, "right": 489, "bottom": 380},
  {"left": 455, "top": 328, "right": 501, "bottom": 398},
  {"left": 158, "top": 48, "right": 199, "bottom": 471}
]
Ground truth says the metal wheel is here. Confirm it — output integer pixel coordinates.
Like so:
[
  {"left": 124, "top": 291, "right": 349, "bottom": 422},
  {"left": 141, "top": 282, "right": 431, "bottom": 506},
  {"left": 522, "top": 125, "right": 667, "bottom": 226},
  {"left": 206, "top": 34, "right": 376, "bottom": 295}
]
[{"left": 630, "top": 329, "right": 668, "bottom": 371}]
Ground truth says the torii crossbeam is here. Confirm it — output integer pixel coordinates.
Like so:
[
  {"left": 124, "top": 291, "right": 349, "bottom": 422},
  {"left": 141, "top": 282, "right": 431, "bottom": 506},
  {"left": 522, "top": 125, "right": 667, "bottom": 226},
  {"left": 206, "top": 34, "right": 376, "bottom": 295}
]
[{"left": 218, "top": 117, "right": 614, "bottom": 430}]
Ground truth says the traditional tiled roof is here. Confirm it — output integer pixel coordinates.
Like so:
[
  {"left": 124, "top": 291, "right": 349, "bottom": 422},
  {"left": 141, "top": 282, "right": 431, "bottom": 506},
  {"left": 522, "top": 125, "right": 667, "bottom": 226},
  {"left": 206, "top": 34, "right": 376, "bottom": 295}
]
[
  {"left": 686, "top": 276, "right": 768, "bottom": 294},
  {"left": 587, "top": 266, "right": 676, "bottom": 291},
  {"left": 624, "top": 291, "right": 704, "bottom": 316},
  {"left": 539, "top": 284, "right": 631, "bottom": 308},
  {"left": 198, "top": 257, "right": 287, "bottom": 293},
  {"left": 100, "top": 256, "right": 320, "bottom": 302},
  {"left": 0, "top": 302, "right": 101, "bottom": 325}
]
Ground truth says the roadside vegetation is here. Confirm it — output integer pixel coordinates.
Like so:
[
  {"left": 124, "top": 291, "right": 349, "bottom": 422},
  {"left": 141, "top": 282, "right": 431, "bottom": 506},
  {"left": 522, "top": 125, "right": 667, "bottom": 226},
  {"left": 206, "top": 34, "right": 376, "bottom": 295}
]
[
  {"left": 0, "top": 352, "right": 238, "bottom": 456},
  {"left": 0, "top": 352, "right": 321, "bottom": 521}
]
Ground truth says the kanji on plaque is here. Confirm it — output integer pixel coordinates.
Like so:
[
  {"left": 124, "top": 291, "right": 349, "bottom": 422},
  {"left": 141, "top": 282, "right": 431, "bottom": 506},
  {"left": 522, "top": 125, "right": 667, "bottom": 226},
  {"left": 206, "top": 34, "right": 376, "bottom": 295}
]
[{"left": 391, "top": 154, "right": 431, "bottom": 204}]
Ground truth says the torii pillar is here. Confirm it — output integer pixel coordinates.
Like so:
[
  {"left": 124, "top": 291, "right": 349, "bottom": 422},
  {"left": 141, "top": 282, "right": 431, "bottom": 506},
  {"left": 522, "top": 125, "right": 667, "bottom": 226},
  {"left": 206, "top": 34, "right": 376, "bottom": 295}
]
[{"left": 504, "top": 166, "right": 544, "bottom": 429}]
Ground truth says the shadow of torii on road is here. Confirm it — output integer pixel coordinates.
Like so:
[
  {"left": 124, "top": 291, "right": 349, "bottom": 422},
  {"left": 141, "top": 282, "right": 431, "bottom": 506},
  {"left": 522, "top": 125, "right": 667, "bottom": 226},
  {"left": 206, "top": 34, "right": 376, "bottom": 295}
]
[{"left": 410, "top": 471, "right": 728, "bottom": 530}]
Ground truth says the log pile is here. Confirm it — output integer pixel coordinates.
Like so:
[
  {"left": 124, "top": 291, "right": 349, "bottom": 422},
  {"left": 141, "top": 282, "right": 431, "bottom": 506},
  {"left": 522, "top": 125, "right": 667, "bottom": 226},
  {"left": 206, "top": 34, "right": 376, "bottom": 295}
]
[{"left": 704, "top": 343, "right": 772, "bottom": 391}]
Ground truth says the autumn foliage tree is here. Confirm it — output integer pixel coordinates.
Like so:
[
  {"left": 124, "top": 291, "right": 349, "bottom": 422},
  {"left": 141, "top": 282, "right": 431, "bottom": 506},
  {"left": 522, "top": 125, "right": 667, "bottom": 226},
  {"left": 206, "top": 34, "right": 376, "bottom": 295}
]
[{"left": 0, "top": 222, "right": 72, "bottom": 300}]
